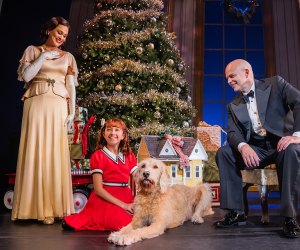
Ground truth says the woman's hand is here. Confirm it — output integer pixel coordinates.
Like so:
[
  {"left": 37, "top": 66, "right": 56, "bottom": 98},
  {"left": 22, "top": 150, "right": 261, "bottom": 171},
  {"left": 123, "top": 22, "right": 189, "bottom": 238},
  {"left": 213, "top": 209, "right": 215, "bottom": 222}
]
[{"left": 39, "top": 46, "right": 61, "bottom": 60}]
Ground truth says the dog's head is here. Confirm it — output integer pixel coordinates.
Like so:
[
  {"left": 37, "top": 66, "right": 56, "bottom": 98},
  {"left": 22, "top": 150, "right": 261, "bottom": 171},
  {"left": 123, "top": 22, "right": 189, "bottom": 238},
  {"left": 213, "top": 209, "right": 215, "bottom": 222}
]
[{"left": 135, "top": 158, "right": 170, "bottom": 194}]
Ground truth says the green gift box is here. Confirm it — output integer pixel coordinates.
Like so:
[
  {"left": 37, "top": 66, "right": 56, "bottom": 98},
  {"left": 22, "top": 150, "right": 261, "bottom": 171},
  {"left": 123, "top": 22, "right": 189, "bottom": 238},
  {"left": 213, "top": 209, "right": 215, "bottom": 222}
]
[{"left": 203, "top": 151, "right": 220, "bottom": 182}]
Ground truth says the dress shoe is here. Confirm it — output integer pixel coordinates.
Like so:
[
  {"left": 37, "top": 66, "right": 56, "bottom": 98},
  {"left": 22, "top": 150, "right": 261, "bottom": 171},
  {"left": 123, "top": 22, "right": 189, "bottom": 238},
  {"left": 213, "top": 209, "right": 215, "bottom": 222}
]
[
  {"left": 283, "top": 217, "right": 300, "bottom": 238},
  {"left": 62, "top": 219, "right": 74, "bottom": 231},
  {"left": 43, "top": 217, "right": 54, "bottom": 225},
  {"left": 215, "top": 210, "right": 247, "bottom": 228}
]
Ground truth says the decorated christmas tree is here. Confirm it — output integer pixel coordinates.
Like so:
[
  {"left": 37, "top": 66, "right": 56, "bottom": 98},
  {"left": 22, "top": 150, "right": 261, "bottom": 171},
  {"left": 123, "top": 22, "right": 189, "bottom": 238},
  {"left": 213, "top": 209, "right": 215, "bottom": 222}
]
[{"left": 76, "top": 0, "right": 197, "bottom": 148}]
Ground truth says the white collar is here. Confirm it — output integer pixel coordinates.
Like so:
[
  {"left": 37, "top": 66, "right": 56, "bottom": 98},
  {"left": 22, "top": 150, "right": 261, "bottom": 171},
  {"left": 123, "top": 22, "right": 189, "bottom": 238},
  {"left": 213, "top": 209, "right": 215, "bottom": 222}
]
[
  {"left": 243, "top": 83, "right": 255, "bottom": 96},
  {"left": 102, "top": 146, "right": 125, "bottom": 164}
]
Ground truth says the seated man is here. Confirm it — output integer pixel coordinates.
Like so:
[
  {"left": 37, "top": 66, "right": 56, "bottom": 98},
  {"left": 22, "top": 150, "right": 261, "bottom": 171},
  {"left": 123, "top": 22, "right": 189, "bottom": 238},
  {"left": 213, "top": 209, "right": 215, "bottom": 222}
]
[{"left": 215, "top": 59, "right": 300, "bottom": 238}]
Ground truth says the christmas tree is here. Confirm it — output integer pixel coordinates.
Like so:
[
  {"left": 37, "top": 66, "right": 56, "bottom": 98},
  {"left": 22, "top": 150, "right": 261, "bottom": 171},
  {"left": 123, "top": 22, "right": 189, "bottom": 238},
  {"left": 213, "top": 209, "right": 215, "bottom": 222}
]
[{"left": 76, "top": 0, "right": 197, "bottom": 148}]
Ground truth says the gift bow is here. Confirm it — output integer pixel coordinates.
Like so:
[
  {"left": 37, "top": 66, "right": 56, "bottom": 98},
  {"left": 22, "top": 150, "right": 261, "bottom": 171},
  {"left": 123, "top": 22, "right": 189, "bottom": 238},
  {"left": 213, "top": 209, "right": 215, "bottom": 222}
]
[
  {"left": 164, "top": 134, "right": 190, "bottom": 169},
  {"left": 82, "top": 115, "right": 96, "bottom": 156}
]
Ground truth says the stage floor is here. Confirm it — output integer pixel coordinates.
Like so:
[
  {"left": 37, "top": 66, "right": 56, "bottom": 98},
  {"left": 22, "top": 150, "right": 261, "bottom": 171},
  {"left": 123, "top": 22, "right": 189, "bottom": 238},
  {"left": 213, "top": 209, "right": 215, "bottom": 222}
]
[{"left": 1, "top": 193, "right": 300, "bottom": 250}]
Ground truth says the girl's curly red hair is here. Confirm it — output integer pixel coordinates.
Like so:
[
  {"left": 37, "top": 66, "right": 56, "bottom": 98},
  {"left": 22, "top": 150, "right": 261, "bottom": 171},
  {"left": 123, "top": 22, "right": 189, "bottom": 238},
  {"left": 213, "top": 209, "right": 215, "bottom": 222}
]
[{"left": 95, "top": 118, "right": 132, "bottom": 155}]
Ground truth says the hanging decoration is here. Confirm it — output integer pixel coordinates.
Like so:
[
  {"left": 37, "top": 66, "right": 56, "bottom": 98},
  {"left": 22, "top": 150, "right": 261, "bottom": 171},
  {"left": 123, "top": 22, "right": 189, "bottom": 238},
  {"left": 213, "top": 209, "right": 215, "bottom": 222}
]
[{"left": 223, "top": 0, "right": 259, "bottom": 24}]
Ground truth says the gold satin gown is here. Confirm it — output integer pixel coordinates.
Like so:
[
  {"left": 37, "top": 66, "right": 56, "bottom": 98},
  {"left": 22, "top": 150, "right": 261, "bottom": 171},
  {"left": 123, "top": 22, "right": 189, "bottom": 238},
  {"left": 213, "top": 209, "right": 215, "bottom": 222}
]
[{"left": 12, "top": 45, "right": 77, "bottom": 221}]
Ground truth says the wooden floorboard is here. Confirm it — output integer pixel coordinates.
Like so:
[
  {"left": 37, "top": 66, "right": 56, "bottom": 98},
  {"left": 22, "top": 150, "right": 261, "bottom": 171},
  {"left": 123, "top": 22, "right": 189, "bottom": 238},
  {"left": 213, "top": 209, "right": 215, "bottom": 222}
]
[{"left": 1, "top": 193, "right": 299, "bottom": 250}]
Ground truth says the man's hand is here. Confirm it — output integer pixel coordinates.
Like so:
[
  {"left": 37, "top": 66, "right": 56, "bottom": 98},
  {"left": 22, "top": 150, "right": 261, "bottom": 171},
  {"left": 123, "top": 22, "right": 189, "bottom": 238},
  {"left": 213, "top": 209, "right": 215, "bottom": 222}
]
[
  {"left": 277, "top": 136, "right": 300, "bottom": 152},
  {"left": 240, "top": 144, "right": 260, "bottom": 168}
]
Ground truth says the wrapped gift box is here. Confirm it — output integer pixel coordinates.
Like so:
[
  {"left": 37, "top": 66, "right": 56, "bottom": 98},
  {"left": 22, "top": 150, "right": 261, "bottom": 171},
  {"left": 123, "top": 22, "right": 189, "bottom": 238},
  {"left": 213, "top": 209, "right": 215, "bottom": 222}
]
[
  {"left": 203, "top": 151, "right": 219, "bottom": 182},
  {"left": 196, "top": 122, "right": 225, "bottom": 151},
  {"left": 74, "top": 106, "right": 88, "bottom": 122},
  {"left": 71, "top": 159, "right": 90, "bottom": 170},
  {"left": 209, "top": 182, "right": 220, "bottom": 207},
  {"left": 70, "top": 144, "right": 84, "bottom": 159}
]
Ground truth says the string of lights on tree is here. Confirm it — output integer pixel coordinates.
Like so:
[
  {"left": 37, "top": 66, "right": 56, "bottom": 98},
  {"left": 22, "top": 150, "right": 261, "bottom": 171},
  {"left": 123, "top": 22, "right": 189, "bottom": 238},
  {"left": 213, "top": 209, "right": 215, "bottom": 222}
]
[{"left": 76, "top": 0, "right": 197, "bottom": 148}]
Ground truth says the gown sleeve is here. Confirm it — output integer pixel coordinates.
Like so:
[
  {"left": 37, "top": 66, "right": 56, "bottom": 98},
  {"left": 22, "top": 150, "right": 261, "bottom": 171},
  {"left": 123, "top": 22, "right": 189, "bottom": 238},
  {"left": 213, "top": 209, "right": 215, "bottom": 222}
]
[
  {"left": 67, "top": 53, "right": 79, "bottom": 86},
  {"left": 17, "top": 45, "right": 38, "bottom": 81}
]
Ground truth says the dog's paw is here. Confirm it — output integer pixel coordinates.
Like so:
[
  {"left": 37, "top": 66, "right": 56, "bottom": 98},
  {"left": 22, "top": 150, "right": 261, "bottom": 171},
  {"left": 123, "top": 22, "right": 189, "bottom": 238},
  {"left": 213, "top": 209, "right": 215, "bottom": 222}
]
[
  {"left": 107, "top": 231, "right": 121, "bottom": 243},
  {"left": 109, "top": 234, "right": 140, "bottom": 246},
  {"left": 203, "top": 208, "right": 214, "bottom": 216},
  {"left": 191, "top": 214, "right": 204, "bottom": 224}
]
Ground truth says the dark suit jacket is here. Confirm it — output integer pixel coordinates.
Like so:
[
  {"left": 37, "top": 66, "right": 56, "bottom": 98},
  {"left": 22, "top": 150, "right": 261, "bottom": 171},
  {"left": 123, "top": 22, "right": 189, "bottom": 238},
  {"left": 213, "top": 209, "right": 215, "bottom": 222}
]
[{"left": 227, "top": 75, "right": 300, "bottom": 150}]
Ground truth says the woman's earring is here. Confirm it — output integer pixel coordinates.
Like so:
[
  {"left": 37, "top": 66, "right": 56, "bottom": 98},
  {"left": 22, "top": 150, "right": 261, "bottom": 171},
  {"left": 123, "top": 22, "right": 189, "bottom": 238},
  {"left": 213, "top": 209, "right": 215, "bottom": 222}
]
[{"left": 46, "top": 31, "right": 49, "bottom": 36}]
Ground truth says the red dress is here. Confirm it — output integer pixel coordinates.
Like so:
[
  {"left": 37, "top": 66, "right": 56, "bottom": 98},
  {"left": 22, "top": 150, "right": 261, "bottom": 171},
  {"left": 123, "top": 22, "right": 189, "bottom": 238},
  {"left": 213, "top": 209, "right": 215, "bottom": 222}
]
[{"left": 64, "top": 147, "right": 137, "bottom": 231}]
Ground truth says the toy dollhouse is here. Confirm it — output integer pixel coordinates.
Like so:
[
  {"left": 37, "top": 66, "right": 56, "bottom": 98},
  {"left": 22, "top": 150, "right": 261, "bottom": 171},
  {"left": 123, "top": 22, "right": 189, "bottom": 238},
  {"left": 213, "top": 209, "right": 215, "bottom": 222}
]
[{"left": 137, "top": 135, "right": 208, "bottom": 186}]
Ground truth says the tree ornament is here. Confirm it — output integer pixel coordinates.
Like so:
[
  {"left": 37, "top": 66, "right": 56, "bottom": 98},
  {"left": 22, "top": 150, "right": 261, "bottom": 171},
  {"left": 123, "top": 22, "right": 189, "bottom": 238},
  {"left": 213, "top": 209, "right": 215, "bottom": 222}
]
[
  {"left": 187, "top": 96, "right": 192, "bottom": 102},
  {"left": 178, "top": 64, "right": 184, "bottom": 71},
  {"left": 182, "top": 121, "right": 189, "bottom": 128},
  {"left": 97, "top": 81, "right": 104, "bottom": 90},
  {"left": 146, "top": 43, "right": 154, "bottom": 49},
  {"left": 136, "top": 47, "right": 143, "bottom": 55},
  {"left": 150, "top": 17, "right": 157, "bottom": 24},
  {"left": 103, "top": 55, "right": 110, "bottom": 61},
  {"left": 176, "top": 87, "right": 181, "bottom": 93},
  {"left": 103, "top": 19, "right": 113, "bottom": 27},
  {"left": 115, "top": 84, "right": 122, "bottom": 92},
  {"left": 82, "top": 52, "right": 88, "bottom": 59},
  {"left": 166, "top": 59, "right": 174, "bottom": 66},
  {"left": 154, "top": 111, "right": 161, "bottom": 119}
]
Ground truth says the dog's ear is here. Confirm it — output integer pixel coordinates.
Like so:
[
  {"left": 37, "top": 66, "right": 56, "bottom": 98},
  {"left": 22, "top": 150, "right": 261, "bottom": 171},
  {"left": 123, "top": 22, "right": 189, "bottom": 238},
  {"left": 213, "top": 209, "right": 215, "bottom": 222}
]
[
  {"left": 134, "top": 164, "right": 141, "bottom": 192},
  {"left": 159, "top": 161, "right": 170, "bottom": 193}
]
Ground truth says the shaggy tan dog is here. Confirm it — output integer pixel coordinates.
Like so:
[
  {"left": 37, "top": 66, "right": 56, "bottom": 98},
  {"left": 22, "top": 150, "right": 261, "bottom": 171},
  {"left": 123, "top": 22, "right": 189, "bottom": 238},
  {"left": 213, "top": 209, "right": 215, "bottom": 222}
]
[{"left": 108, "top": 158, "right": 214, "bottom": 246}]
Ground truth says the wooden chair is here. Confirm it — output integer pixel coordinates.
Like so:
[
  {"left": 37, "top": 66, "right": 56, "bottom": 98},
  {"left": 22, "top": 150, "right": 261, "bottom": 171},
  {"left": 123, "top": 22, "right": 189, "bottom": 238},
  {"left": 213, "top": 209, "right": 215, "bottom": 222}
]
[{"left": 241, "top": 165, "right": 278, "bottom": 224}]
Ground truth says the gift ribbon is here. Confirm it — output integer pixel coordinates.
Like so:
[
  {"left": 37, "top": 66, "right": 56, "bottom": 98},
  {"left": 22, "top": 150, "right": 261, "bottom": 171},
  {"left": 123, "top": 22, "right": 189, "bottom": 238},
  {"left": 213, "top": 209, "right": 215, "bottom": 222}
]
[
  {"left": 82, "top": 115, "right": 96, "bottom": 156},
  {"left": 164, "top": 134, "right": 190, "bottom": 169},
  {"left": 73, "top": 121, "right": 79, "bottom": 144}
]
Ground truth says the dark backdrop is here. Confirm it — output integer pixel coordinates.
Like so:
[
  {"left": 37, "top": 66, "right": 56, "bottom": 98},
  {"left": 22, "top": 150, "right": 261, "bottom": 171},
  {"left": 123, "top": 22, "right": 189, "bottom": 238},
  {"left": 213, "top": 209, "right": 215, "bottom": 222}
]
[{"left": 0, "top": 0, "right": 72, "bottom": 210}]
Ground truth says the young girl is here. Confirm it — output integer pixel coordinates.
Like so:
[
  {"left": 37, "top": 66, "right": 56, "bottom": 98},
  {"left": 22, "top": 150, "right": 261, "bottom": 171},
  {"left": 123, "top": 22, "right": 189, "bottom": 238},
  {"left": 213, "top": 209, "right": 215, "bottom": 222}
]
[{"left": 62, "top": 118, "right": 137, "bottom": 230}]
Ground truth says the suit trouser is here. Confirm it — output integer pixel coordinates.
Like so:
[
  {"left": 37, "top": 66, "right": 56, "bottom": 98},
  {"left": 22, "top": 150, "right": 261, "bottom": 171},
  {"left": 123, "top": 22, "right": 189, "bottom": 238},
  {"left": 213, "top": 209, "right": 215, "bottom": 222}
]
[{"left": 216, "top": 144, "right": 300, "bottom": 217}]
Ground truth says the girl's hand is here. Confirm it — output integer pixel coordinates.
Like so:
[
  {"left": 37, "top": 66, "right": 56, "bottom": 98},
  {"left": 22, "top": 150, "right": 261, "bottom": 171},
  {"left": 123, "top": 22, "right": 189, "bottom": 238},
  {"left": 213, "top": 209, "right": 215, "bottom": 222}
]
[{"left": 122, "top": 203, "right": 134, "bottom": 214}]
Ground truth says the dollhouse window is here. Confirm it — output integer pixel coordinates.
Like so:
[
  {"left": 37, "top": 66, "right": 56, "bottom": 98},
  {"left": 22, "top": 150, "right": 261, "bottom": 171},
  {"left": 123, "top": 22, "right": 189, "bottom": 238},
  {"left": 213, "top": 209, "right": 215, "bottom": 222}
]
[
  {"left": 184, "top": 166, "right": 191, "bottom": 178},
  {"left": 195, "top": 166, "right": 201, "bottom": 178},
  {"left": 171, "top": 165, "right": 177, "bottom": 178}
]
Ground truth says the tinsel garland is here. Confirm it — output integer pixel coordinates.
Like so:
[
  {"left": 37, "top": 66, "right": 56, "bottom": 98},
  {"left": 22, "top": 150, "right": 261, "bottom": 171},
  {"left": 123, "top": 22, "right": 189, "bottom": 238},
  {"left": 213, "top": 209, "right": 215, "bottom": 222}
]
[
  {"left": 80, "top": 28, "right": 177, "bottom": 53},
  {"left": 224, "top": 0, "right": 259, "bottom": 24},
  {"left": 84, "top": 9, "right": 162, "bottom": 32},
  {"left": 83, "top": 90, "right": 195, "bottom": 113},
  {"left": 96, "top": 0, "right": 164, "bottom": 10},
  {"left": 88, "top": 59, "right": 186, "bottom": 84}
]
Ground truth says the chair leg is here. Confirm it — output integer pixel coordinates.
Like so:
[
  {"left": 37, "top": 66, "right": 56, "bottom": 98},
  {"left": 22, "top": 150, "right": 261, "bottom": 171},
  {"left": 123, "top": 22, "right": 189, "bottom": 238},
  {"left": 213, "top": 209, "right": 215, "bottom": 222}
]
[
  {"left": 242, "top": 183, "right": 252, "bottom": 217},
  {"left": 257, "top": 184, "right": 270, "bottom": 224}
]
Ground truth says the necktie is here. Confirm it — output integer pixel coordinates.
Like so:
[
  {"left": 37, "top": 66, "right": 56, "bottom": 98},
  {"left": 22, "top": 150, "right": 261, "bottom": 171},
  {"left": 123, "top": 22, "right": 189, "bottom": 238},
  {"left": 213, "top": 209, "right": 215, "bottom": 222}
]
[{"left": 243, "top": 90, "right": 254, "bottom": 103}]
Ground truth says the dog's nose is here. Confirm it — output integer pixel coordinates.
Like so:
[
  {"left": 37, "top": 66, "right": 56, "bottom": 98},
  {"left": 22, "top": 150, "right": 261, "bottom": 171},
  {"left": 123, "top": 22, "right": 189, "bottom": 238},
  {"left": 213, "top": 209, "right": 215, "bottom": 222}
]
[{"left": 143, "top": 171, "right": 150, "bottom": 178}]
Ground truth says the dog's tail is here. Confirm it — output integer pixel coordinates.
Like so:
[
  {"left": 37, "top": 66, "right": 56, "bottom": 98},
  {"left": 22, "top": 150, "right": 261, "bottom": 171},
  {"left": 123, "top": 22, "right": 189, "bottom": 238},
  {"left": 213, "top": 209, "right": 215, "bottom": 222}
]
[{"left": 198, "top": 183, "right": 214, "bottom": 216}]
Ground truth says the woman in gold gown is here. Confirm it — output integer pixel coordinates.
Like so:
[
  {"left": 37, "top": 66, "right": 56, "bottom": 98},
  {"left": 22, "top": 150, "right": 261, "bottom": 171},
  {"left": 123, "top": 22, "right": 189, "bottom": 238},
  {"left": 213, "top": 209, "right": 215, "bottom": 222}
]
[{"left": 12, "top": 16, "right": 77, "bottom": 224}]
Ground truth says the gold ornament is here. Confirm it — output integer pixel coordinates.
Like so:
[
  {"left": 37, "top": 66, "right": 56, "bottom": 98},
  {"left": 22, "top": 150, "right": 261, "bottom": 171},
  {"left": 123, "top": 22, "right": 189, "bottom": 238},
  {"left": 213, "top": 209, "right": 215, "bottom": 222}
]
[
  {"left": 167, "top": 59, "right": 174, "bottom": 66},
  {"left": 103, "top": 55, "right": 110, "bottom": 61},
  {"left": 103, "top": 19, "right": 113, "bottom": 27},
  {"left": 154, "top": 111, "right": 161, "bottom": 119},
  {"left": 115, "top": 84, "right": 122, "bottom": 92},
  {"left": 136, "top": 47, "right": 143, "bottom": 55},
  {"left": 146, "top": 43, "right": 154, "bottom": 49}
]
